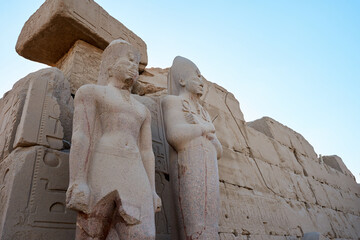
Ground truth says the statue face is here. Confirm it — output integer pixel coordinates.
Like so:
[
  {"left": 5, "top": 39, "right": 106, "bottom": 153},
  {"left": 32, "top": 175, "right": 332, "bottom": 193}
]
[
  {"left": 110, "top": 50, "right": 139, "bottom": 87},
  {"left": 185, "top": 71, "right": 204, "bottom": 96}
]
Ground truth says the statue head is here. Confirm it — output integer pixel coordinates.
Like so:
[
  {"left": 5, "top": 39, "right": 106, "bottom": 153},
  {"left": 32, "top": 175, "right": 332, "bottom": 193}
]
[
  {"left": 98, "top": 39, "right": 141, "bottom": 88},
  {"left": 167, "top": 56, "right": 204, "bottom": 96}
]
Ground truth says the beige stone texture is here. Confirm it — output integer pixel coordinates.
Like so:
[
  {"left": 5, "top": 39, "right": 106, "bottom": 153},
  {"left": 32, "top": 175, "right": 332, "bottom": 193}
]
[
  {"left": 9, "top": 0, "right": 360, "bottom": 238},
  {"left": 56, "top": 40, "right": 166, "bottom": 96},
  {"left": 56, "top": 40, "right": 103, "bottom": 95},
  {"left": 0, "top": 146, "right": 76, "bottom": 240},
  {"left": 16, "top": 0, "right": 148, "bottom": 71},
  {"left": 218, "top": 148, "right": 268, "bottom": 193},
  {"left": 248, "top": 117, "right": 317, "bottom": 160},
  {"left": 14, "top": 68, "right": 73, "bottom": 150},
  {"left": 66, "top": 40, "right": 159, "bottom": 239},
  {"left": 322, "top": 155, "right": 355, "bottom": 178},
  {"left": 202, "top": 82, "right": 248, "bottom": 154},
  {"left": 0, "top": 78, "right": 29, "bottom": 161},
  {"left": 0, "top": 68, "right": 73, "bottom": 162},
  {"left": 162, "top": 56, "right": 223, "bottom": 239}
]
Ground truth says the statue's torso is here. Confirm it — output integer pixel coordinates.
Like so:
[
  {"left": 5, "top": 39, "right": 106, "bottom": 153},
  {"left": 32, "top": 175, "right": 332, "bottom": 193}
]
[{"left": 85, "top": 85, "right": 152, "bottom": 215}]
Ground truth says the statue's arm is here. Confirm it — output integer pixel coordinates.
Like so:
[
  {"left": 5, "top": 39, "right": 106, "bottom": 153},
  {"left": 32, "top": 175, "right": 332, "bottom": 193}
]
[
  {"left": 139, "top": 109, "right": 161, "bottom": 212},
  {"left": 161, "top": 96, "right": 214, "bottom": 150},
  {"left": 66, "top": 85, "right": 97, "bottom": 213}
]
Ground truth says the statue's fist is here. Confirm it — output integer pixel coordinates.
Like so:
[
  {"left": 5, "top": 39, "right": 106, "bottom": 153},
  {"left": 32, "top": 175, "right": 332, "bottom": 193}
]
[
  {"left": 153, "top": 192, "right": 162, "bottom": 213},
  {"left": 66, "top": 182, "right": 90, "bottom": 214}
]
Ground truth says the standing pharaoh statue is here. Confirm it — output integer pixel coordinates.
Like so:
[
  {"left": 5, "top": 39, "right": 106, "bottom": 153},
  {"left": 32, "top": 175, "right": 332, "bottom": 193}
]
[
  {"left": 161, "top": 56, "right": 223, "bottom": 239},
  {"left": 66, "top": 39, "right": 161, "bottom": 240}
]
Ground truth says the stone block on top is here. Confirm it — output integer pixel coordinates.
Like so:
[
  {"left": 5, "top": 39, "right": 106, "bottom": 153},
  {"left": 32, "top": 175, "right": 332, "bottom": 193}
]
[{"left": 16, "top": 0, "right": 148, "bottom": 71}]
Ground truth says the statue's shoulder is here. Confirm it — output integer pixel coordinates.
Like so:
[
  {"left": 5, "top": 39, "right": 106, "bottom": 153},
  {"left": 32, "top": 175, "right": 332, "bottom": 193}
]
[
  {"left": 161, "top": 95, "right": 181, "bottom": 107},
  {"left": 75, "top": 84, "right": 105, "bottom": 101}
]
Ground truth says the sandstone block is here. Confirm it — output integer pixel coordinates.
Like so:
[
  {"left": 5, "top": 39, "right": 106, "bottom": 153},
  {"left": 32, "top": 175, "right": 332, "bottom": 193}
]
[
  {"left": 0, "top": 78, "right": 29, "bottom": 161},
  {"left": 289, "top": 174, "right": 316, "bottom": 204},
  {"left": 0, "top": 146, "right": 76, "bottom": 240},
  {"left": 202, "top": 82, "right": 245, "bottom": 122},
  {"left": 219, "top": 182, "right": 266, "bottom": 236},
  {"left": 219, "top": 182, "right": 312, "bottom": 237},
  {"left": 345, "top": 213, "right": 360, "bottom": 238},
  {"left": 248, "top": 117, "right": 317, "bottom": 160},
  {"left": 322, "top": 155, "right": 355, "bottom": 178},
  {"left": 16, "top": 0, "right": 148, "bottom": 71},
  {"left": 0, "top": 68, "right": 73, "bottom": 161},
  {"left": 56, "top": 40, "right": 102, "bottom": 95},
  {"left": 246, "top": 126, "right": 282, "bottom": 166},
  {"left": 136, "top": 68, "right": 168, "bottom": 96},
  {"left": 254, "top": 158, "right": 298, "bottom": 199},
  {"left": 271, "top": 139, "right": 303, "bottom": 174},
  {"left": 218, "top": 148, "right": 268, "bottom": 193},
  {"left": 322, "top": 208, "right": 359, "bottom": 239},
  {"left": 206, "top": 105, "right": 248, "bottom": 153},
  {"left": 295, "top": 154, "right": 330, "bottom": 184},
  {"left": 305, "top": 204, "right": 334, "bottom": 238},
  {"left": 308, "top": 179, "right": 332, "bottom": 208}
]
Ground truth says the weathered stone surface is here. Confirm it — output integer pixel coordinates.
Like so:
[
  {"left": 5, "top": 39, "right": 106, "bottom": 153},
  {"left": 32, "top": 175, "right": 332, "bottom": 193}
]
[
  {"left": 248, "top": 117, "right": 317, "bottom": 160},
  {"left": 66, "top": 40, "right": 159, "bottom": 239},
  {"left": 56, "top": 40, "right": 102, "bottom": 95},
  {"left": 14, "top": 68, "right": 73, "bottom": 150},
  {"left": 302, "top": 232, "right": 327, "bottom": 240},
  {"left": 0, "top": 146, "right": 76, "bottom": 240},
  {"left": 0, "top": 79, "right": 29, "bottom": 161},
  {"left": 162, "top": 56, "right": 223, "bottom": 239},
  {"left": 322, "top": 155, "right": 355, "bottom": 178},
  {"left": 16, "top": 0, "right": 148, "bottom": 71},
  {"left": 218, "top": 148, "right": 268, "bottom": 193},
  {"left": 56, "top": 40, "right": 166, "bottom": 96},
  {"left": 202, "top": 81, "right": 248, "bottom": 154},
  {"left": 0, "top": 68, "right": 73, "bottom": 162}
]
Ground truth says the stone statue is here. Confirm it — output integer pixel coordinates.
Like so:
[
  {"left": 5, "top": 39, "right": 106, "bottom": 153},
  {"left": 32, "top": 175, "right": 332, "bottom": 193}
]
[
  {"left": 161, "top": 56, "right": 223, "bottom": 239},
  {"left": 66, "top": 39, "right": 161, "bottom": 240}
]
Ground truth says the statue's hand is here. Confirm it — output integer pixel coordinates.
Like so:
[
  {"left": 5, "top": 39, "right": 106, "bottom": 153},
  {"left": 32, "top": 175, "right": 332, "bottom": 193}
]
[
  {"left": 205, "top": 132, "right": 215, "bottom": 141},
  {"left": 66, "top": 181, "right": 90, "bottom": 214},
  {"left": 153, "top": 191, "right": 162, "bottom": 213},
  {"left": 202, "top": 121, "right": 215, "bottom": 135}
]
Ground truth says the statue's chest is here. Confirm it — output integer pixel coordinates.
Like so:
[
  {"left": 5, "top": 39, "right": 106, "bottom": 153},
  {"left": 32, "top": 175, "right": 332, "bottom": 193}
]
[{"left": 98, "top": 96, "right": 145, "bottom": 124}]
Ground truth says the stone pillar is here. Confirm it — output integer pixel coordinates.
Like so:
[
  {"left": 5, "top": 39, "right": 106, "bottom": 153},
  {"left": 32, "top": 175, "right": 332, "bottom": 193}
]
[{"left": 0, "top": 68, "right": 75, "bottom": 240}]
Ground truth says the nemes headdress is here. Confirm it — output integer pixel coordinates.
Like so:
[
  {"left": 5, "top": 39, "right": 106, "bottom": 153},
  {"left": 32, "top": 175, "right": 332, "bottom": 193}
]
[{"left": 167, "top": 56, "right": 200, "bottom": 96}]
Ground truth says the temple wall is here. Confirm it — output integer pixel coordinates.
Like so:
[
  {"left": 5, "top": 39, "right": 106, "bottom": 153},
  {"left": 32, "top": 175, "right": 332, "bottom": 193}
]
[{"left": 1, "top": 0, "right": 359, "bottom": 239}]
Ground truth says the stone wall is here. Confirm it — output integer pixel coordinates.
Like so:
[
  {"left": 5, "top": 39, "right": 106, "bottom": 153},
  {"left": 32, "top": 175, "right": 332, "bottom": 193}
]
[
  {"left": 0, "top": 68, "right": 76, "bottom": 240},
  {"left": 1, "top": 0, "right": 359, "bottom": 239}
]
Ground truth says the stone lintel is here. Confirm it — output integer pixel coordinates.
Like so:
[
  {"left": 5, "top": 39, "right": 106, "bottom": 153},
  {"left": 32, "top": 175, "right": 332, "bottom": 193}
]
[{"left": 15, "top": 0, "right": 148, "bottom": 71}]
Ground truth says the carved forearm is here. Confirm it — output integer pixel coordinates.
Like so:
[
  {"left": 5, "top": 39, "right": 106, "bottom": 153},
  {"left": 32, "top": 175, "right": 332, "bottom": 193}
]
[
  {"left": 69, "top": 132, "right": 91, "bottom": 184},
  {"left": 141, "top": 150, "right": 156, "bottom": 192}
]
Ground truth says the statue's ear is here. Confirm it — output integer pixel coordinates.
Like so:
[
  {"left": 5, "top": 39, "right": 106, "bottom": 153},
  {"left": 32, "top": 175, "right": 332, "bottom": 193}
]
[{"left": 179, "top": 78, "right": 186, "bottom": 87}]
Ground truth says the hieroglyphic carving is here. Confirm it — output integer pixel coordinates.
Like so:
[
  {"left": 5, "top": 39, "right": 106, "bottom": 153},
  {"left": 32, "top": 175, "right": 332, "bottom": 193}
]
[
  {"left": 155, "top": 172, "right": 173, "bottom": 240},
  {"left": 28, "top": 148, "right": 77, "bottom": 229},
  {"left": 14, "top": 70, "right": 65, "bottom": 150},
  {"left": 0, "top": 80, "right": 28, "bottom": 161},
  {"left": 134, "top": 95, "right": 169, "bottom": 174},
  {"left": 0, "top": 146, "right": 76, "bottom": 240}
]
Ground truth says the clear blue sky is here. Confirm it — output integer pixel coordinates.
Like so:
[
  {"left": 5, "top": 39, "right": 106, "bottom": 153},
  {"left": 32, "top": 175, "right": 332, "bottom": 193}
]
[{"left": 1, "top": 1, "right": 359, "bottom": 182}]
